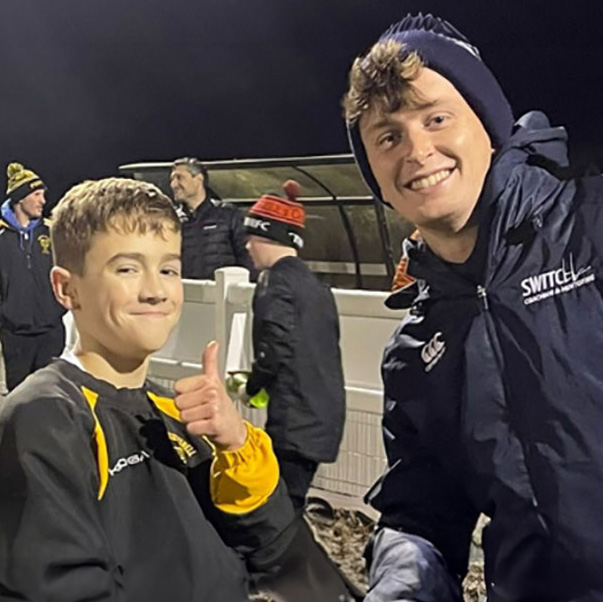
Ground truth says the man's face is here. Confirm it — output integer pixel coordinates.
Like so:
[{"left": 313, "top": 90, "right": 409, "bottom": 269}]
[
  {"left": 20, "top": 189, "right": 46, "bottom": 219},
  {"left": 70, "top": 228, "right": 183, "bottom": 361},
  {"left": 169, "top": 166, "right": 204, "bottom": 206},
  {"left": 246, "top": 235, "right": 276, "bottom": 271},
  {"left": 359, "top": 68, "right": 493, "bottom": 232}
]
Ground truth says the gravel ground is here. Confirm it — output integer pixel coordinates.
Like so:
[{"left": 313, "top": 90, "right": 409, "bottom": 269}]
[{"left": 253, "top": 496, "right": 487, "bottom": 601}]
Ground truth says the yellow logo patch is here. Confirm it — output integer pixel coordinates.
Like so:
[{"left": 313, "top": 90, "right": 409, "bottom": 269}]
[
  {"left": 38, "top": 234, "right": 51, "bottom": 254},
  {"left": 168, "top": 432, "right": 197, "bottom": 463}
]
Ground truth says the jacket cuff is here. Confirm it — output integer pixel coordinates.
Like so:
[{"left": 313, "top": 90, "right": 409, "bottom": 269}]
[{"left": 210, "top": 422, "right": 280, "bottom": 514}]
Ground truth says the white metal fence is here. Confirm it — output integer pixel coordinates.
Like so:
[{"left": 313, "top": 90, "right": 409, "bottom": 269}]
[{"left": 146, "top": 267, "right": 406, "bottom": 498}]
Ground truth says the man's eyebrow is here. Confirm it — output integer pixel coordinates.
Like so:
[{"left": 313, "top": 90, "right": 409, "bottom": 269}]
[{"left": 364, "top": 100, "right": 441, "bottom": 133}]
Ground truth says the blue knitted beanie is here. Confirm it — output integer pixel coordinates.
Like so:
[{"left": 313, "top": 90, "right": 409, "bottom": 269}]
[{"left": 348, "top": 13, "right": 514, "bottom": 205}]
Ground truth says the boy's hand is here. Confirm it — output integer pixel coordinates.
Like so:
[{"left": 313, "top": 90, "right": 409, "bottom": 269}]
[{"left": 174, "top": 341, "right": 248, "bottom": 452}]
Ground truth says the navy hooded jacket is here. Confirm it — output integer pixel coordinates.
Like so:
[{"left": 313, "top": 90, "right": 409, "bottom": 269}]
[{"left": 369, "top": 112, "right": 603, "bottom": 602}]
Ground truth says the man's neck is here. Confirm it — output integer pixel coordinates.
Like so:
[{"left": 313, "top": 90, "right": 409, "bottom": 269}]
[
  {"left": 73, "top": 341, "right": 149, "bottom": 389},
  {"left": 13, "top": 204, "right": 32, "bottom": 228},
  {"left": 185, "top": 192, "right": 208, "bottom": 213},
  {"left": 419, "top": 224, "right": 479, "bottom": 264}
]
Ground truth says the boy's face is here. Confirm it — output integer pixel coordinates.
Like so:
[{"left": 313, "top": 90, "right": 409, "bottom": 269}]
[
  {"left": 70, "top": 227, "right": 183, "bottom": 361},
  {"left": 359, "top": 68, "right": 493, "bottom": 233}
]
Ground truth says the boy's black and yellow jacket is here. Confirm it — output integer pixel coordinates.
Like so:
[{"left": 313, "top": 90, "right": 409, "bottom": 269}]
[
  {"left": 0, "top": 359, "right": 296, "bottom": 601},
  {"left": 0, "top": 201, "right": 65, "bottom": 334}
]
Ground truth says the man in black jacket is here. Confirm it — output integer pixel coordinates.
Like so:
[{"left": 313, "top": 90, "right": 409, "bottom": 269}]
[
  {"left": 241, "top": 181, "right": 346, "bottom": 513},
  {"left": 345, "top": 12, "right": 603, "bottom": 602},
  {"left": 169, "top": 157, "right": 255, "bottom": 280},
  {"left": 0, "top": 162, "right": 65, "bottom": 390}
]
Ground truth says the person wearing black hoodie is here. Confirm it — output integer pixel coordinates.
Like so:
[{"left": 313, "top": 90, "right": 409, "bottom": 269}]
[
  {"left": 345, "top": 13, "right": 603, "bottom": 602},
  {"left": 0, "top": 163, "right": 65, "bottom": 390}
]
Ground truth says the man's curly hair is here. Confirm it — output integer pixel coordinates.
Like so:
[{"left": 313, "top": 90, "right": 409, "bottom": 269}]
[{"left": 343, "top": 39, "right": 425, "bottom": 125}]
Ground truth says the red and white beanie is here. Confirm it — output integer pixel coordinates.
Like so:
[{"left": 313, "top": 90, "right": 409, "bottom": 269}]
[{"left": 244, "top": 180, "right": 305, "bottom": 250}]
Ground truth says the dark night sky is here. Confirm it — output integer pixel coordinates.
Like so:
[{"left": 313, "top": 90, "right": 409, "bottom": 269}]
[{"left": 1, "top": 0, "right": 603, "bottom": 207}]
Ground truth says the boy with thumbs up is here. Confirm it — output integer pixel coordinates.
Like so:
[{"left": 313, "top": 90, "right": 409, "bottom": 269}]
[{"left": 0, "top": 178, "right": 297, "bottom": 602}]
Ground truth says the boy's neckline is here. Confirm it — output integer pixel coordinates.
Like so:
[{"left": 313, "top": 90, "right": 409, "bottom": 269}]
[
  {"left": 60, "top": 348, "right": 149, "bottom": 390},
  {"left": 61, "top": 348, "right": 86, "bottom": 371}
]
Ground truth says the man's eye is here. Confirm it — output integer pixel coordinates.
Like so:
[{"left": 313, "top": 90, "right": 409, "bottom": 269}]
[
  {"left": 161, "top": 267, "right": 181, "bottom": 277},
  {"left": 377, "top": 132, "right": 399, "bottom": 148},
  {"left": 428, "top": 114, "right": 449, "bottom": 127}
]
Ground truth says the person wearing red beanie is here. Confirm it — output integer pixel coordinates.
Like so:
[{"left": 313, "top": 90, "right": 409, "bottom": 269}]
[{"left": 242, "top": 180, "right": 346, "bottom": 512}]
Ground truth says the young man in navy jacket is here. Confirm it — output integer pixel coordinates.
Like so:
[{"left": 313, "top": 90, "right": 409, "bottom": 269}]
[{"left": 345, "top": 13, "right": 603, "bottom": 602}]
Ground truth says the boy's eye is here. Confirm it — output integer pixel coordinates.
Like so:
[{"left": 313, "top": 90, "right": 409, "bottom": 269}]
[
  {"left": 161, "top": 266, "right": 181, "bottom": 277},
  {"left": 116, "top": 266, "right": 138, "bottom": 274}
]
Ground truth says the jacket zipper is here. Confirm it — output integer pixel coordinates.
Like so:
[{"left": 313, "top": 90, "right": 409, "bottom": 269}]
[{"left": 477, "top": 284, "right": 489, "bottom": 310}]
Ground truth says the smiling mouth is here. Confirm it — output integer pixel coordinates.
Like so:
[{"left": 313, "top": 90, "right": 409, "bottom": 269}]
[{"left": 408, "top": 169, "right": 453, "bottom": 191}]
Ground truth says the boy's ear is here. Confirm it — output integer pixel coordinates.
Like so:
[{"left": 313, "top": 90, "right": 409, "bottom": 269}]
[{"left": 50, "top": 266, "right": 81, "bottom": 311}]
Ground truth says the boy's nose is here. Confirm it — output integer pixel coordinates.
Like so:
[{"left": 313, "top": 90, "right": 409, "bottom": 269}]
[{"left": 139, "top": 273, "right": 168, "bottom": 303}]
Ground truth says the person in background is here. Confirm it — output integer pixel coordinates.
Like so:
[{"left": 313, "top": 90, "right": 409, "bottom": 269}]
[
  {"left": 229, "top": 180, "right": 359, "bottom": 602},
  {"left": 0, "top": 162, "right": 65, "bottom": 391},
  {"left": 240, "top": 180, "right": 346, "bottom": 514},
  {"left": 169, "top": 157, "right": 255, "bottom": 280},
  {"left": 344, "top": 12, "right": 603, "bottom": 602}
]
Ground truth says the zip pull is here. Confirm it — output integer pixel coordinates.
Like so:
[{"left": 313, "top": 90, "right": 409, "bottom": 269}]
[{"left": 477, "top": 284, "right": 489, "bottom": 310}]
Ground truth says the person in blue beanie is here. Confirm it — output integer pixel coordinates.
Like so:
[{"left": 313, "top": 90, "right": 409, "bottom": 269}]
[
  {"left": 0, "top": 162, "right": 65, "bottom": 390},
  {"left": 344, "top": 13, "right": 603, "bottom": 602}
]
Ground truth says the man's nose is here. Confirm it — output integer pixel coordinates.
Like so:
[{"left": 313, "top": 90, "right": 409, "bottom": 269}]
[{"left": 404, "top": 128, "right": 434, "bottom": 164}]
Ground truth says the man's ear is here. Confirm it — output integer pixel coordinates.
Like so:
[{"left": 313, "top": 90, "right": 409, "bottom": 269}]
[{"left": 50, "top": 266, "right": 81, "bottom": 310}]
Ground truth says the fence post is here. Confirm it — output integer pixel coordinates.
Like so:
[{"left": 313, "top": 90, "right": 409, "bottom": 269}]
[{"left": 213, "top": 267, "right": 250, "bottom": 377}]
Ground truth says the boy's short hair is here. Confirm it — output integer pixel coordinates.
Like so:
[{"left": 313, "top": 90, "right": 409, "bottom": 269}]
[
  {"left": 51, "top": 177, "right": 180, "bottom": 275},
  {"left": 343, "top": 39, "right": 424, "bottom": 125}
]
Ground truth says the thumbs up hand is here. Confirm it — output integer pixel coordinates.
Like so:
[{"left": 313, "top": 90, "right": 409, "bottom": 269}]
[{"left": 174, "top": 341, "right": 248, "bottom": 452}]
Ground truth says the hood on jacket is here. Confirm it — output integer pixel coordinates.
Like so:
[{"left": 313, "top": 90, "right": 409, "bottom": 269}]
[
  {"left": 1, "top": 199, "right": 41, "bottom": 252},
  {"left": 1, "top": 199, "right": 40, "bottom": 234}
]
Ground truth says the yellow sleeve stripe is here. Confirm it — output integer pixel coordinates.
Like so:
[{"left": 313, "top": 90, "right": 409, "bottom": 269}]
[
  {"left": 81, "top": 386, "right": 109, "bottom": 501},
  {"left": 210, "top": 423, "right": 280, "bottom": 515},
  {"left": 147, "top": 392, "right": 182, "bottom": 422}
]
